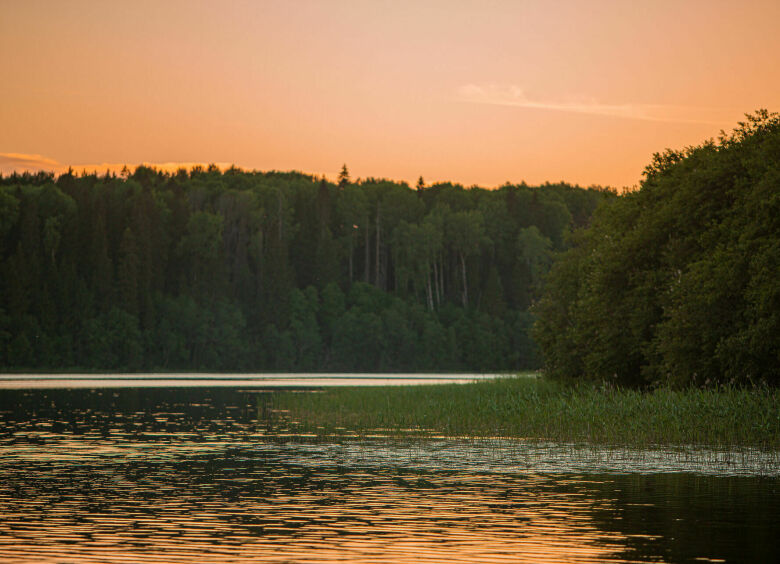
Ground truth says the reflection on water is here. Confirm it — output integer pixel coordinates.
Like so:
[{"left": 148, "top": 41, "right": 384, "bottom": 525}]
[
  {"left": 0, "top": 373, "right": 505, "bottom": 389},
  {"left": 0, "top": 388, "right": 778, "bottom": 563}
]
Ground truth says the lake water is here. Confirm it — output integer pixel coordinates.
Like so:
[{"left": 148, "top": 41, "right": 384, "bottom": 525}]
[
  {"left": 0, "top": 382, "right": 778, "bottom": 563},
  {"left": 0, "top": 373, "right": 507, "bottom": 389}
]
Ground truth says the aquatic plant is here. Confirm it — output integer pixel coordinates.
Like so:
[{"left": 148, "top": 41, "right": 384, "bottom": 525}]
[{"left": 271, "top": 376, "right": 780, "bottom": 449}]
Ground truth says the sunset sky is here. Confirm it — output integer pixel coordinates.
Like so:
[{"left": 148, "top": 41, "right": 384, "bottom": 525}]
[{"left": 2, "top": 0, "right": 779, "bottom": 189}]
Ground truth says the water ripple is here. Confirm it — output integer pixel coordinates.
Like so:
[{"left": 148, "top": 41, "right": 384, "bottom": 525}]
[{"left": 0, "top": 387, "right": 777, "bottom": 563}]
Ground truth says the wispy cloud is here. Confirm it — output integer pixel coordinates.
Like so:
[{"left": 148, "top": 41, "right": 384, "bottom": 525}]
[
  {"left": 457, "top": 84, "right": 733, "bottom": 125},
  {"left": 0, "top": 153, "right": 65, "bottom": 175},
  {"left": 0, "top": 154, "right": 235, "bottom": 176}
]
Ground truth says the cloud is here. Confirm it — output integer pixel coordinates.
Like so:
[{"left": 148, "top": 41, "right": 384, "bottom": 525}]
[
  {"left": 0, "top": 154, "right": 235, "bottom": 176},
  {"left": 0, "top": 153, "right": 66, "bottom": 175},
  {"left": 457, "top": 84, "right": 732, "bottom": 125}
]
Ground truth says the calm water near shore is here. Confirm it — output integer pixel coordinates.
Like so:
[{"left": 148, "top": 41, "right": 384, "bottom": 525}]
[
  {"left": 0, "top": 373, "right": 506, "bottom": 389},
  {"left": 0, "top": 384, "right": 778, "bottom": 563}
]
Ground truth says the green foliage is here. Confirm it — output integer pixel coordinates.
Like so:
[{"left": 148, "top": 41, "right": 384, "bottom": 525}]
[
  {"left": 0, "top": 189, "right": 21, "bottom": 244},
  {"left": 535, "top": 111, "right": 780, "bottom": 387},
  {"left": 289, "top": 287, "right": 322, "bottom": 370},
  {"left": 83, "top": 308, "right": 143, "bottom": 370},
  {"left": 0, "top": 166, "right": 610, "bottom": 372}
]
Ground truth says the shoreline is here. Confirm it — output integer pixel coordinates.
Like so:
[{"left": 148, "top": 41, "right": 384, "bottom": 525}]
[{"left": 0, "top": 373, "right": 511, "bottom": 389}]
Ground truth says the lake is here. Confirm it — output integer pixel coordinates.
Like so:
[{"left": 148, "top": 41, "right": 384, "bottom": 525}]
[
  {"left": 0, "top": 380, "right": 778, "bottom": 563},
  {"left": 0, "top": 373, "right": 507, "bottom": 389}
]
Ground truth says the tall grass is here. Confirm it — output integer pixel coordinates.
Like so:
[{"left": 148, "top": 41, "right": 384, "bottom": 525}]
[{"left": 270, "top": 376, "right": 780, "bottom": 449}]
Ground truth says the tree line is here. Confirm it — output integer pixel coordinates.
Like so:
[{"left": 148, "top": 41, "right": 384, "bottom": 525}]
[
  {"left": 0, "top": 164, "right": 612, "bottom": 372},
  {"left": 534, "top": 110, "right": 780, "bottom": 387}
]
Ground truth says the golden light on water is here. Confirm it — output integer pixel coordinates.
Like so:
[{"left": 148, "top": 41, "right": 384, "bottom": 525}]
[
  {"left": 1, "top": 387, "right": 777, "bottom": 563},
  {"left": 0, "top": 471, "right": 627, "bottom": 563}
]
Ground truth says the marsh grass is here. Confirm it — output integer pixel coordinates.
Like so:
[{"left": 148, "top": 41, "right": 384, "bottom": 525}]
[{"left": 270, "top": 376, "right": 780, "bottom": 449}]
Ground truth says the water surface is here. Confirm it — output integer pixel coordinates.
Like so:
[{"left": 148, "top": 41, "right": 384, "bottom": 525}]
[
  {"left": 0, "top": 386, "right": 777, "bottom": 563},
  {"left": 0, "top": 373, "right": 506, "bottom": 389}
]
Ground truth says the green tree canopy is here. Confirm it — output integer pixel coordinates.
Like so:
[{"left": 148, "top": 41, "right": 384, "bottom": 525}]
[
  {"left": 0, "top": 161, "right": 611, "bottom": 372},
  {"left": 534, "top": 110, "right": 780, "bottom": 387}
]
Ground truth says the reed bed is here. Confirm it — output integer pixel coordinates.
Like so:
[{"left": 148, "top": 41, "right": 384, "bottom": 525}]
[{"left": 270, "top": 376, "right": 780, "bottom": 449}]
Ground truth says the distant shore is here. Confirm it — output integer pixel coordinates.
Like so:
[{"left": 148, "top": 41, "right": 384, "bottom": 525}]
[{"left": 271, "top": 375, "right": 780, "bottom": 450}]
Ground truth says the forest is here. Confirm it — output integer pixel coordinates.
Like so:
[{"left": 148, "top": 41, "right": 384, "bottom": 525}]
[
  {"left": 0, "top": 164, "right": 611, "bottom": 372},
  {"left": 534, "top": 110, "right": 780, "bottom": 387}
]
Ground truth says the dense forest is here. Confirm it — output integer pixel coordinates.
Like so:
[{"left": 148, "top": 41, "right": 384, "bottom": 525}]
[
  {"left": 0, "top": 164, "right": 611, "bottom": 372},
  {"left": 534, "top": 110, "right": 780, "bottom": 387}
]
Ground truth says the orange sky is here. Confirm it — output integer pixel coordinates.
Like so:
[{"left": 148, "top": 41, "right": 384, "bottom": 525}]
[{"left": 2, "top": 0, "right": 779, "bottom": 189}]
